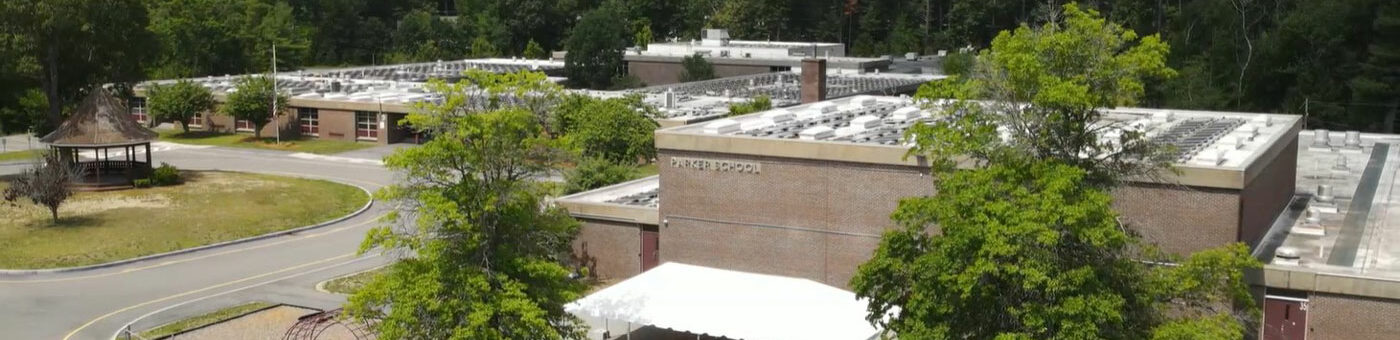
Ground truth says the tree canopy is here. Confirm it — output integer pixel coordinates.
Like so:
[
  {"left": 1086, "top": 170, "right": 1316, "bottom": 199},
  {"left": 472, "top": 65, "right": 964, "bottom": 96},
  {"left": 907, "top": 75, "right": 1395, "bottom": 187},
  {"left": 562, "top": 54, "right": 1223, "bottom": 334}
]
[
  {"left": 146, "top": 80, "right": 214, "bottom": 133},
  {"left": 678, "top": 54, "right": 716, "bottom": 83},
  {"left": 220, "top": 76, "right": 286, "bottom": 138},
  {"left": 347, "top": 78, "right": 584, "bottom": 339},
  {"left": 852, "top": 4, "right": 1261, "bottom": 339},
  {"left": 564, "top": 4, "right": 631, "bottom": 89}
]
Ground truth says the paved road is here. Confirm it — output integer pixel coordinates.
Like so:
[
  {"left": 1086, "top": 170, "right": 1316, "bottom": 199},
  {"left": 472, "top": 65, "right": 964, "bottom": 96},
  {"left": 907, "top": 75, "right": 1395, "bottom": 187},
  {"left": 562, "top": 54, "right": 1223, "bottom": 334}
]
[{"left": 0, "top": 145, "right": 400, "bottom": 340}]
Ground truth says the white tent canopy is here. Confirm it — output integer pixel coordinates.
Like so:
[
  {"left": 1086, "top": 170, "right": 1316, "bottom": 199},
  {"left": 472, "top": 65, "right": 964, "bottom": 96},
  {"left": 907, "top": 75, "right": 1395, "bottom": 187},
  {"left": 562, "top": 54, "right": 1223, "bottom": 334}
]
[{"left": 565, "top": 262, "right": 882, "bottom": 340}]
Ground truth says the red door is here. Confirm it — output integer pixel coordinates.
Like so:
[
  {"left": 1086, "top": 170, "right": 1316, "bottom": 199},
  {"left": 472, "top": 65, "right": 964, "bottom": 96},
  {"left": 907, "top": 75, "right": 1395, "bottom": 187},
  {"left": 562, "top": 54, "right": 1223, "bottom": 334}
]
[
  {"left": 640, "top": 225, "right": 659, "bottom": 271},
  {"left": 1264, "top": 296, "right": 1308, "bottom": 340}
]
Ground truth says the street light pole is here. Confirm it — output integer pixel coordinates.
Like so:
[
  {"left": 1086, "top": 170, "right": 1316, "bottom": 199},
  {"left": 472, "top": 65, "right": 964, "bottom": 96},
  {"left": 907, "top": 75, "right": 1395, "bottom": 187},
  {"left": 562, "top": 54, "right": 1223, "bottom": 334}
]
[{"left": 272, "top": 44, "right": 280, "bottom": 144}]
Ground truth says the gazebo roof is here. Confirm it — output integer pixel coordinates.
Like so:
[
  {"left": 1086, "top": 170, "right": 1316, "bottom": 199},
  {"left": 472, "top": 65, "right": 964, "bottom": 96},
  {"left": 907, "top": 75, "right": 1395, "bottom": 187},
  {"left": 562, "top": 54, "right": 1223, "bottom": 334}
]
[{"left": 40, "top": 89, "right": 158, "bottom": 147}]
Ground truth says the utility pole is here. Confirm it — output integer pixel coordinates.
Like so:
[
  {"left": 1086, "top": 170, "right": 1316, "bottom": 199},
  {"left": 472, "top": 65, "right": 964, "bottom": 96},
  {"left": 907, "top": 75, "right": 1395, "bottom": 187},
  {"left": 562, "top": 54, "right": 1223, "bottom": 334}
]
[{"left": 272, "top": 44, "right": 280, "bottom": 144}]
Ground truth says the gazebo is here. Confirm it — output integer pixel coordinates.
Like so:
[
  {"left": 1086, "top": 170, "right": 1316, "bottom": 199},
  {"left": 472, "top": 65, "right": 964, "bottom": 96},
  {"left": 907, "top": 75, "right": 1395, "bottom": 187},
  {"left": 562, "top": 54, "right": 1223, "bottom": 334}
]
[{"left": 39, "top": 89, "right": 158, "bottom": 188}]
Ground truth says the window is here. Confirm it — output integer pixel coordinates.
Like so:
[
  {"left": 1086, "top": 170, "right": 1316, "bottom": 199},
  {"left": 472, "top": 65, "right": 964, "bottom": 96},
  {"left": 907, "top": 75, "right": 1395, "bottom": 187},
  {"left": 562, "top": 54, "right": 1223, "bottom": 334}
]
[
  {"left": 236, "top": 119, "right": 254, "bottom": 131},
  {"left": 355, "top": 111, "right": 379, "bottom": 140},
  {"left": 298, "top": 108, "right": 319, "bottom": 135},
  {"left": 130, "top": 98, "right": 148, "bottom": 123},
  {"left": 189, "top": 113, "right": 203, "bottom": 127}
]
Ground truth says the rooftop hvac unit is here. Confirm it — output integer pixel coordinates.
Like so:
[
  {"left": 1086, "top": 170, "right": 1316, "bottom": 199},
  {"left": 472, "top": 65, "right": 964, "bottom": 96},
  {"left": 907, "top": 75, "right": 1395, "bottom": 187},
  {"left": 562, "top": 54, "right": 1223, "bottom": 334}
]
[
  {"left": 703, "top": 119, "right": 741, "bottom": 134},
  {"left": 810, "top": 102, "right": 837, "bottom": 113},
  {"left": 799, "top": 126, "right": 835, "bottom": 140},
  {"left": 889, "top": 107, "right": 921, "bottom": 122},
  {"left": 1313, "top": 129, "right": 1331, "bottom": 148},
  {"left": 1345, "top": 131, "right": 1363, "bottom": 149},
  {"left": 851, "top": 115, "right": 881, "bottom": 130},
  {"left": 762, "top": 110, "right": 794, "bottom": 122},
  {"left": 852, "top": 95, "right": 876, "bottom": 107}
]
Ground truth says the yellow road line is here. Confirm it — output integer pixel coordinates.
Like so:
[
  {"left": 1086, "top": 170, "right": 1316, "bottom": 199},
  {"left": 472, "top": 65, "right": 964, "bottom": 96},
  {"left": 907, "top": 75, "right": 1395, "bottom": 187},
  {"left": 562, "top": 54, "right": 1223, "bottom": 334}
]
[
  {"left": 0, "top": 215, "right": 383, "bottom": 284},
  {"left": 62, "top": 253, "right": 356, "bottom": 340}
]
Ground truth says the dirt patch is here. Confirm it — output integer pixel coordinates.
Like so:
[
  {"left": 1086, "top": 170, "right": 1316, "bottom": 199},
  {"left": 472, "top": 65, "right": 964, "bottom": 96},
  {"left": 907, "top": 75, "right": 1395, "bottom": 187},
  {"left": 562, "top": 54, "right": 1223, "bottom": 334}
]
[
  {"left": 187, "top": 172, "right": 291, "bottom": 193},
  {"left": 64, "top": 195, "right": 172, "bottom": 215}
]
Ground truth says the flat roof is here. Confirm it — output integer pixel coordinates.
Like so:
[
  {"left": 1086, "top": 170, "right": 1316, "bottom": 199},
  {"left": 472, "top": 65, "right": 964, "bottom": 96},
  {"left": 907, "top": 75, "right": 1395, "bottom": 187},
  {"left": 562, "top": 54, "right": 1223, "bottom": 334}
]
[
  {"left": 1265, "top": 131, "right": 1400, "bottom": 275},
  {"left": 622, "top": 72, "right": 939, "bottom": 127},
  {"left": 298, "top": 58, "right": 565, "bottom": 82},
  {"left": 656, "top": 95, "right": 1302, "bottom": 189},
  {"left": 133, "top": 58, "right": 568, "bottom": 113},
  {"left": 554, "top": 176, "right": 660, "bottom": 225}
]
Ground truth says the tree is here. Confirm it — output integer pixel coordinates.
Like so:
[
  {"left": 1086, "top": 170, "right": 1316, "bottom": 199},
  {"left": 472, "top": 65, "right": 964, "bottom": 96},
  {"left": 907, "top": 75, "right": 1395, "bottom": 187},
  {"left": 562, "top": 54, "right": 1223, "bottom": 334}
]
[
  {"left": 679, "top": 54, "right": 716, "bottom": 82},
  {"left": 470, "top": 35, "right": 499, "bottom": 58},
  {"left": 559, "top": 95, "right": 658, "bottom": 163},
  {"left": 221, "top": 76, "right": 286, "bottom": 138},
  {"left": 0, "top": 0, "right": 153, "bottom": 134},
  {"left": 633, "top": 20, "right": 653, "bottom": 51},
  {"left": 146, "top": 80, "right": 214, "bottom": 133},
  {"left": 4, "top": 152, "right": 79, "bottom": 223},
  {"left": 852, "top": 4, "right": 1261, "bottom": 339},
  {"left": 852, "top": 159, "right": 1259, "bottom": 339},
  {"left": 910, "top": 3, "right": 1177, "bottom": 187},
  {"left": 346, "top": 80, "right": 584, "bottom": 338},
  {"left": 727, "top": 95, "right": 771, "bottom": 117},
  {"left": 523, "top": 39, "right": 548, "bottom": 59},
  {"left": 1348, "top": 1, "right": 1400, "bottom": 132},
  {"left": 145, "top": 0, "right": 249, "bottom": 78},
  {"left": 564, "top": 5, "right": 630, "bottom": 89},
  {"left": 563, "top": 157, "right": 639, "bottom": 194}
]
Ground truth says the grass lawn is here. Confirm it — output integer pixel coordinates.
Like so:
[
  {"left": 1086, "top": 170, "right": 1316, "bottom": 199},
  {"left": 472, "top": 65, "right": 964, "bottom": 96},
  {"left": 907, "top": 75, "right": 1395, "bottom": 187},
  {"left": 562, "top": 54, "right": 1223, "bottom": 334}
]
[
  {"left": 322, "top": 266, "right": 388, "bottom": 294},
  {"left": 158, "top": 130, "right": 375, "bottom": 155},
  {"left": 0, "top": 149, "right": 43, "bottom": 162},
  {"left": 139, "top": 302, "right": 273, "bottom": 339},
  {"left": 0, "top": 171, "right": 368, "bottom": 269},
  {"left": 636, "top": 162, "right": 658, "bottom": 177}
]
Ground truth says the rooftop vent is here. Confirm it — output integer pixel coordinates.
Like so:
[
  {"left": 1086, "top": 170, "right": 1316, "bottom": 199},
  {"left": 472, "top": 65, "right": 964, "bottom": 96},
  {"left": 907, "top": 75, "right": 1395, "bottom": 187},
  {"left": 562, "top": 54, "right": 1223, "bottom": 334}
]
[
  {"left": 1313, "top": 129, "right": 1331, "bottom": 148},
  {"left": 799, "top": 126, "right": 835, "bottom": 140},
  {"left": 703, "top": 119, "right": 740, "bottom": 134},
  {"left": 1345, "top": 131, "right": 1363, "bottom": 149},
  {"left": 762, "top": 110, "right": 794, "bottom": 122},
  {"left": 1316, "top": 184, "right": 1335, "bottom": 204},
  {"left": 850, "top": 115, "right": 881, "bottom": 130},
  {"left": 1274, "top": 247, "right": 1301, "bottom": 265}
]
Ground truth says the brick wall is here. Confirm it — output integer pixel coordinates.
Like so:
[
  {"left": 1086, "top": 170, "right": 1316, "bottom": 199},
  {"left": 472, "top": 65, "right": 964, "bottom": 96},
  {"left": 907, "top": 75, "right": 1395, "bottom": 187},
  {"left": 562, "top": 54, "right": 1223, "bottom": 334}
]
[
  {"left": 1112, "top": 184, "right": 1242, "bottom": 254},
  {"left": 572, "top": 219, "right": 642, "bottom": 280},
  {"left": 658, "top": 150, "right": 931, "bottom": 287},
  {"left": 318, "top": 109, "right": 357, "bottom": 142},
  {"left": 1240, "top": 136, "right": 1299, "bottom": 247},
  {"left": 1306, "top": 292, "right": 1400, "bottom": 339}
]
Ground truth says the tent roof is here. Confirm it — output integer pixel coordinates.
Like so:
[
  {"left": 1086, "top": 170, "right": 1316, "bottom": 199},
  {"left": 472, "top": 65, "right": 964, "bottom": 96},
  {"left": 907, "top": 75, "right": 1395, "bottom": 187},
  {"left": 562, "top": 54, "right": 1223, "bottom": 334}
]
[
  {"left": 40, "top": 89, "right": 157, "bottom": 147},
  {"left": 565, "top": 262, "right": 882, "bottom": 340}
]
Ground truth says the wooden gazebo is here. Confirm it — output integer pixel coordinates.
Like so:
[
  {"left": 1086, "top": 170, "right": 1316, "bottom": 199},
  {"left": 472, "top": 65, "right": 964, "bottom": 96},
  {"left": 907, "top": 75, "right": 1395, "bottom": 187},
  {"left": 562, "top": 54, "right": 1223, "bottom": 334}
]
[{"left": 39, "top": 89, "right": 158, "bottom": 188}]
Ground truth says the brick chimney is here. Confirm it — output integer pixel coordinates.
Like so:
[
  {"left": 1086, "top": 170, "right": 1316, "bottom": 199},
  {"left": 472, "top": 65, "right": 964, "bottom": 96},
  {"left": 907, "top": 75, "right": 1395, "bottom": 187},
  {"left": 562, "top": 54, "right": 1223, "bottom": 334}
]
[{"left": 801, "top": 58, "right": 827, "bottom": 104}]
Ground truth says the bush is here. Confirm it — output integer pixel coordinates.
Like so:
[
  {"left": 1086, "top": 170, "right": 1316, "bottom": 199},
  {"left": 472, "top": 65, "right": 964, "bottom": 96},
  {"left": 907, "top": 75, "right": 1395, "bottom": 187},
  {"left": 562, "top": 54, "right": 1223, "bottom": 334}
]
[
  {"left": 941, "top": 52, "right": 976, "bottom": 77},
  {"left": 564, "top": 158, "right": 639, "bottom": 194},
  {"left": 132, "top": 179, "right": 152, "bottom": 188},
  {"left": 150, "top": 163, "right": 181, "bottom": 186},
  {"left": 728, "top": 95, "right": 773, "bottom": 117}
]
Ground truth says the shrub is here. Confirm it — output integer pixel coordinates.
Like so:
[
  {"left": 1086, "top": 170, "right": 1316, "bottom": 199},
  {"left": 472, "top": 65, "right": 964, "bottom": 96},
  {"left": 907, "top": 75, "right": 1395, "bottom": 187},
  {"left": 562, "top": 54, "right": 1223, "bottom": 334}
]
[
  {"left": 564, "top": 158, "right": 639, "bottom": 194},
  {"left": 150, "top": 163, "right": 181, "bottom": 186},
  {"left": 941, "top": 52, "right": 976, "bottom": 77},
  {"left": 132, "top": 179, "right": 152, "bottom": 188}
]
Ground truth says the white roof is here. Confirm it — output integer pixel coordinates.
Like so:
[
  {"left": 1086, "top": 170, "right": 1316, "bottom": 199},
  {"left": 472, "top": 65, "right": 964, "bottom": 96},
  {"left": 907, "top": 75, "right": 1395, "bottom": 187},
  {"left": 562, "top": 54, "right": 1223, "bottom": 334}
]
[{"left": 565, "top": 262, "right": 881, "bottom": 340}]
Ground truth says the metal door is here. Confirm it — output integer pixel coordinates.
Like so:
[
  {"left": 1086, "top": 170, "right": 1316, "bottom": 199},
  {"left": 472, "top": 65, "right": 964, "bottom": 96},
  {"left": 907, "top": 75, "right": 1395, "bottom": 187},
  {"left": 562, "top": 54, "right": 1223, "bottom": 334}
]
[
  {"left": 640, "top": 226, "right": 659, "bottom": 271},
  {"left": 1264, "top": 296, "right": 1308, "bottom": 340}
]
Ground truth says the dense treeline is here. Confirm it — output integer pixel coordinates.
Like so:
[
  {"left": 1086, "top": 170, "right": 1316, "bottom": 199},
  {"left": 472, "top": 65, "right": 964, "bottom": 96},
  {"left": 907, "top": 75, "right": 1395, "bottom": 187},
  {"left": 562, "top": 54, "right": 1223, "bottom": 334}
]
[{"left": 0, "top": 0, "right": 1394, "bottom": 134}]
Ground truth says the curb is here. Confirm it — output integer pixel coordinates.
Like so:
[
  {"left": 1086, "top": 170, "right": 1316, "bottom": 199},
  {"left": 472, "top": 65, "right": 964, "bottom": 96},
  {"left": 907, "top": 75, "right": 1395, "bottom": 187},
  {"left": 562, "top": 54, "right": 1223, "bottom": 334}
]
[
  {"left": 314, "top": 264, "right": 390, "bottom": 295},
  {"left": 0, "top": 174, "right": 377, "bottom": 275}
]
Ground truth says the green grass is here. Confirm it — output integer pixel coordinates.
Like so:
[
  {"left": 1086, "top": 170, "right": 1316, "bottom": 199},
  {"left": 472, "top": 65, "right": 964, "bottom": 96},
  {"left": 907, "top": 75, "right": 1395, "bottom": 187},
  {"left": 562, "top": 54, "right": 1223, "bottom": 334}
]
[
  {"left": 158, "top": 130, "right": 375, "bottom": 155},
  {"left": 0, "top": 150, "right": 42, "bottom": 162},
  {"left": 139, "top": 302, "right": 274, "bottom": 339},
  {"left": 323, "top": 266, "right": 389, "bottom": 294},
  {"left": 636, "top": 163, "right": 658, "bottom": 177},
  {"left": 0, "top": 171, "right": 369, "bottom": 269}
]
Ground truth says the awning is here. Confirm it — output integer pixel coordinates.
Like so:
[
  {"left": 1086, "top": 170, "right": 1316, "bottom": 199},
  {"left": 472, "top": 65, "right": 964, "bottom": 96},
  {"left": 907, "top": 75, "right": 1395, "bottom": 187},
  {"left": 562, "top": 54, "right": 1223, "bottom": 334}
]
[{"left": 565, "top": 262, "right": 882, "bottom": 340}]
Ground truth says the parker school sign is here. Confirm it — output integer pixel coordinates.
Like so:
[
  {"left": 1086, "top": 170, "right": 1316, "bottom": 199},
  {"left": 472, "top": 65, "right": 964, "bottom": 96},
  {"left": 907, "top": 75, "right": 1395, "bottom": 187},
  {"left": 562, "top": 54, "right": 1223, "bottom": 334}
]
[{"left": 669, "top": 157, "right": 761, "bottom": 174}]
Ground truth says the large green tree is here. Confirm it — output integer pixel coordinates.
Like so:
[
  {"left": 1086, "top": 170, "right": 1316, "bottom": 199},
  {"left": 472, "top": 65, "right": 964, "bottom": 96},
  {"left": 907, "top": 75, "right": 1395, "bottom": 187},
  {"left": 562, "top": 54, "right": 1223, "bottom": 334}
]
[
  {"left": 221, "top": 76, "right": 287, "bottom": 138},
  {"left": 0, "top": 0, "right": 153, "bottom": 133},
  {"left": 852, "top": 4, "right": 1261, "bottom": 339},
  {"left": 564, "top": 4, "right": 631, "bottom": 89},
  {"left": 146, "top": 80, "right": 215, "bottom": 133},
  {"left": 553, "top": 94, "right": 658, "bottom": 163},
  {"left": 1348, "top": 1, "right": 1400, "bottom": 132},
  {"left": 346, "top": 81, "right": 585, "bottom": 339},
  {"left": 678, "top": 54, "right": 716, "bottom": 83}
]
